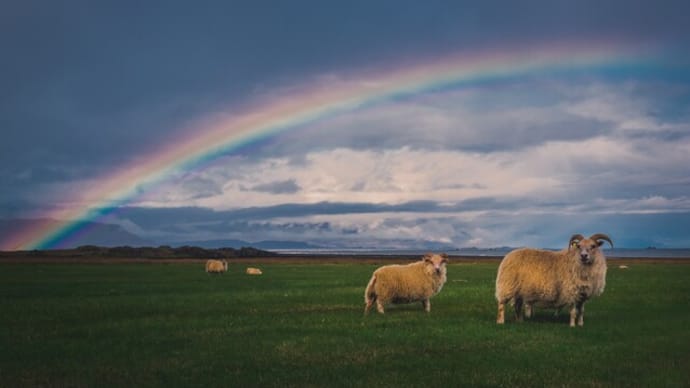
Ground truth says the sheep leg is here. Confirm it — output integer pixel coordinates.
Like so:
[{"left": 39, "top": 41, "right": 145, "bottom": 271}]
[
  {"left": 524, "top": 304, "right": 533, "bottom": 319},
  {"left": 497, "top": 302, "right": 505, "bottom": 324},
  {"left": 568, "top": 301, "right": 586, "bottom": 327},
  {"left": 422, "top": 299, "right": 431, "bottom": 312},
  {"left": 514, "top": 297, "right": 524, "bottom": 322},
  {"left": 577, "top": 302, "right": 585, "bottom": 327},
  {"left": 569, "top": 305, "right": 578, "bottom": 327},
  {"left": 376, "top": 300, "right": 385, "bottom": 314},
  {"left": 364, "top": 299, "right": 374, "bottom": 315}
]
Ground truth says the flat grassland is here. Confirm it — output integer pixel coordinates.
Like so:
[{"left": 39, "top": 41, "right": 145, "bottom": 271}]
[{"left": 1, "top": 259, "right": 688, "bottom": 387}]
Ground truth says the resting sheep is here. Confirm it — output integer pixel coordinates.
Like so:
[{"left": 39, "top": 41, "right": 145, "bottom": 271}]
[
  {"left": 246, "top": 267, "right": 262, "bottom": 275},
  {"left": 364, "top": 253, "right": 448, "bottom": 314},
  {"left": 495, "top": 233, "right": 612, "bottom": 327},
  {"left": 205, "top": 259, "right": 228, "bottom": 274}
]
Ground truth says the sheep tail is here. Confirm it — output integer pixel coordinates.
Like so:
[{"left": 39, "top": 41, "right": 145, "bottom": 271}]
[{"left": 364, "top": 274, "right": 377, "bottom": 314}]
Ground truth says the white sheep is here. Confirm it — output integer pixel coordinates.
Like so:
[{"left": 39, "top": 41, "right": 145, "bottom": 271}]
[
  {"left": 495, "top": 233, "right": 612, "bottom": 327},
  {"left": 364, "top": 253, "right": 448, "bottom": 314},
  {"left": 245, "top": 267, "right": 262, "bottom": 275},
  {"left": 205, "top": 259, "right": 228, "bottom": 274}
]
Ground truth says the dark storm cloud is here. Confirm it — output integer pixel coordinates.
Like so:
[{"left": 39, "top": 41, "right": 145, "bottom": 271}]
[
  {"left": 114, "top": 198, "right": 545, "bottom": 230},
  {"left": 116, "top": 201, "right": 448, "bottom": 228},
  {"left": 196, "top": 220, "right": 334, "bottom": 235},
  {"left": 243, "top": 179, "right": 301, "bottom": 194},
  {"left": 2, "top": 0, "right": 688, "bottom": 173}
]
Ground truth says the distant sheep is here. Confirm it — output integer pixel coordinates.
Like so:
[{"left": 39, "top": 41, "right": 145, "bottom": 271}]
[
  {"left": 205, "top": 259, "right": 228, "bottom": 274},
  {"left": 246, "top": 267, "right": 262, "bottom": 275},
  {"left": 495, "top": 233, "right": 612, "bottom": 327},
  {"left": 364, "top": 253, "right": 448, "bottom": 314}
]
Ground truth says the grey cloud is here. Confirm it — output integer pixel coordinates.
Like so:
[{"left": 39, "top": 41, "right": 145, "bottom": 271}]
[
  {"left": 170, "top": 175, "right": 225, "bottom": 200},
  {"left": 252, "top": 83, "right": 621, "bottom": 159},
  {"left": 116, "top": 201, "right": 446, "bottom": 226},
  {"left": 243, "top": 179, "right": 301, "bottom": 194},
  {"left": 198, "top": 221, "right": 334, "bottom": 235}
]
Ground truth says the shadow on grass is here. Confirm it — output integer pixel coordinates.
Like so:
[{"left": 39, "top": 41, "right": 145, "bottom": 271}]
[{"left": 500, "top": 311, "right": 572, "bottom": 326}]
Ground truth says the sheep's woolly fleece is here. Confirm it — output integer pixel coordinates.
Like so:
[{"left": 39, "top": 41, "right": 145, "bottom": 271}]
[
  {"left": 246, "top": 267, "right": 262, "bottom": 275},
  {"left": 495, "top": 233, "right": 611, "bottom": 327},
  {"left": 205, "top": 259, "right": 228, "bottom": 273},
  {"left": 364, "top": 253, "right": 448, "bottom": 314}
]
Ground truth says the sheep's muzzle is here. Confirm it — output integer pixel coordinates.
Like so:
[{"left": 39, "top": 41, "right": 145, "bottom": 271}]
[{"left": 580, "top": 253, "right": 593, "bottom": 265}]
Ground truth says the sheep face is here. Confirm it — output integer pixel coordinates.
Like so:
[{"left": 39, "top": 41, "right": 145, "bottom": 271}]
[
  {"left": 423, "top": 253, "right": 448, "bottom": 276},
  {"left": 569, "top": 234, "right": 613, "bottom": 265},
  {"left": 571, "top": 238, "right": 603, "bottom": 265}
]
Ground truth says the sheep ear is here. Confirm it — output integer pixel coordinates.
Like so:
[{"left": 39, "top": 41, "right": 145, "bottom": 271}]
[{"left": 423, "top": 253, "right": 433, "bottom": 262}]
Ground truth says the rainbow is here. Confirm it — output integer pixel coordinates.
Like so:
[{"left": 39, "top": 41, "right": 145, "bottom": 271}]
[{"left": 2, "top": 42, "right": 650, "bottom": 250}]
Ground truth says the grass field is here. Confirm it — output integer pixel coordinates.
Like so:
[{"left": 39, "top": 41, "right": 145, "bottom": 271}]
[{"left": 1, "top": 260, "right": 689, "bottom": 387}]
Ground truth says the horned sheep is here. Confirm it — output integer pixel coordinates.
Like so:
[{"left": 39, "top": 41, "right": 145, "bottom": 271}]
[
  {"left": 495, "top": 233, "right": 612, "bottom": 327},
  {"left": 364, "top": 253, "right": 448, "bottom": 314},
  {"left": 205, "top": 259, "right": 228, "bottom": 274}
]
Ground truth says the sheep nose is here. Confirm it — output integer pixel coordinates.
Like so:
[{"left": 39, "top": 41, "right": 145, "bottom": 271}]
[{"left": 580, "top": 253, "right": 589, "bottom": 261}]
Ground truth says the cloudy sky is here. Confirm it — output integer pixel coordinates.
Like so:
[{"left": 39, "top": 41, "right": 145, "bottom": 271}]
[{"left": 2, "top": 0, "right": 689, "bottom": 250}]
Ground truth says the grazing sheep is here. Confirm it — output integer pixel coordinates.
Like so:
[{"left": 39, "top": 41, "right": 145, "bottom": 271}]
[
  {"left": 205, "top": 259, "right": 228, "bottom": 274},
  {"left": 364, "top": 253, "right": 448, "bottom": 314},
  {"left": 246, "top": 267, "right": 262, "bottom": 275},
  {"left": 496, "top": 233, "right": 612, "bottom": 327}
]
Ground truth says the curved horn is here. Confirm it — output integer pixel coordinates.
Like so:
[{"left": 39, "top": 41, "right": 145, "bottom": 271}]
[
  {"left": 569, "top": 234, "right": 585, "bottom": 249},
  {"left": 590, "top": 233, "right": 613, "bottom": 248}
]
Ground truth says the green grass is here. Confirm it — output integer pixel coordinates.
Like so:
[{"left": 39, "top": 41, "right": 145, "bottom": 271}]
[{"left": 1, "top": 262, "right": 689, "bottom": 387}]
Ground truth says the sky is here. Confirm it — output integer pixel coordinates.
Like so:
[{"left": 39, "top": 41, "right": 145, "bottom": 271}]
[{"left": 1, "top": 0, "right": 690, "bottom": 250}]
